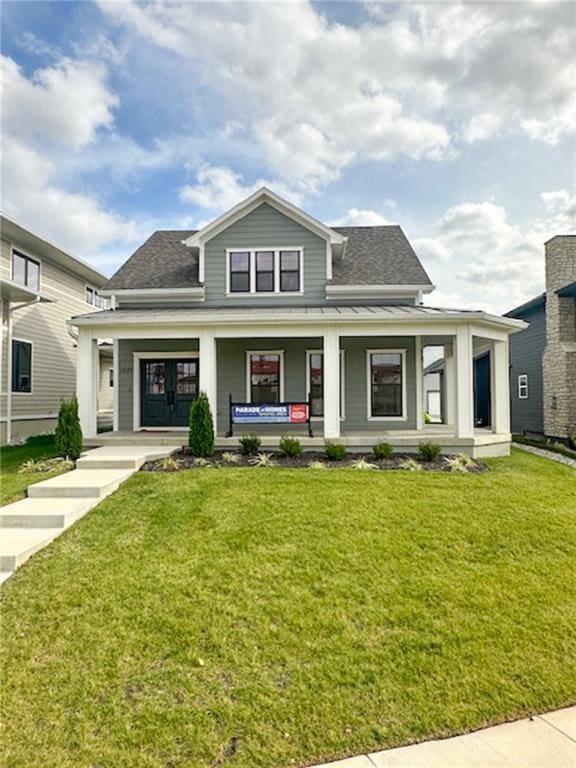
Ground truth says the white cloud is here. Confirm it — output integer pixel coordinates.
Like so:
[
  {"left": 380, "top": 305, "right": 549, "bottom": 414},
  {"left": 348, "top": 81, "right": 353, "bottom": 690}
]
[
  {"left": 1, "top": 55, "right": 118, "bottom": 149},
  {"left": 100, "top": 0, "right": 575, "bottom": 191},
  {"left": 420, "top": 190, "right": 576, "bottom": 314},
  {"left": 179, "top": 165, "right": 304, "bottom": 213},
  {"left": 330, "top": 208, "right": 396, "bottom": 226},
  {"left": 462, "top": 113, "right": 502, "bottom": 143}
]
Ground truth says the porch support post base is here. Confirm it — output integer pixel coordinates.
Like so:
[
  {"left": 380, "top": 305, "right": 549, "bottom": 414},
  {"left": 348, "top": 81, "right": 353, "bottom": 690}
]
[{"left": 323, "top": 328, "right": 340, "bottom": 439}]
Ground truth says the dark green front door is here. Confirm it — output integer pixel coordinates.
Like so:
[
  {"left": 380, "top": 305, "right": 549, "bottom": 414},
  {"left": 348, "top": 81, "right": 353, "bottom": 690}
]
[{"left": 141, "top": 358, "right": 199, "bottom": 427}]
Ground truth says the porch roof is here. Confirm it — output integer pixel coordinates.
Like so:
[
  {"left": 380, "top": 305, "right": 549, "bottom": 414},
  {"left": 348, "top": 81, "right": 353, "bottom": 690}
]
[{"left": 70, "top": 304, "right": 526, "bottom": 333}]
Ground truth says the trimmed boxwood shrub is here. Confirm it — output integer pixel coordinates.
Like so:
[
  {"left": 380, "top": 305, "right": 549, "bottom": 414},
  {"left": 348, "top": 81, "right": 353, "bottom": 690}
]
[
  {"left": 54, "top": 395, "right": 83, "bottom": 460},
  {"left": 372, "top": 441, "right": 393, "bottom": 460},
  {"left": 239, "top": 433, "right": 261, "bottom": 456},
  {"left": 188, "top": 392, "right": 214, "bottom": 457},
  {"left": 324, "top": 441, "right": 346, "bottom": 461},
  {"left": 279, "top": 435, "right": 302, "bottom": 458},
  {"left": 418, "top": 440, "right": 441, "bottom": 462}
]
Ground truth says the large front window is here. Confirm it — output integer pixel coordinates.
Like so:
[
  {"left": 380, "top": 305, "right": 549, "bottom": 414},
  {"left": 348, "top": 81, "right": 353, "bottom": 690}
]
[
  {"left": 368, "top": 350, "right": 405, "bottom": 419},
  {"left": 248, "top": 353, "right": 282, "bottom": 403},
  {"left": 12, "top": 250, "right": 40, "bottom": 291},
  {"left": 228, "top": 249, "right": 302, "bottom": 294}
]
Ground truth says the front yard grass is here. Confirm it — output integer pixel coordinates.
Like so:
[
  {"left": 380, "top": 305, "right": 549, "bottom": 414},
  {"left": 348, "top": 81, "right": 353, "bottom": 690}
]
[
  {"left": 0, "top": 435, "right": 64, "bottom": 505},
  {"left": 1, "top": 449, "right": 575, "bottom": 767}
]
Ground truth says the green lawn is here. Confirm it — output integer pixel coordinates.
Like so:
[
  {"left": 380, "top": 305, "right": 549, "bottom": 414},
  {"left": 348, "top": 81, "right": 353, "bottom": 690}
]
[
  {"left": 1, "top": 449, "right": 575, "bottom": 768},
  {"left": 0, "top": 435, "right": 65, "bottom": 505}
]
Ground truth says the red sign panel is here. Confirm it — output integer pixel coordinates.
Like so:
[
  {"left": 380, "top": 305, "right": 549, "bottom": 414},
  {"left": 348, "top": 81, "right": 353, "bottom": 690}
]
[{"left": 289, "top": 403, "right": 309, "bottom": 423}]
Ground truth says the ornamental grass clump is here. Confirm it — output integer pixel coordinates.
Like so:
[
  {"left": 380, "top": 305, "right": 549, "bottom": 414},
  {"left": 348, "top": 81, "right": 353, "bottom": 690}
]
[
  {"left": 308, "top": 460, "right": 327, "bottom": 469},
  {"left": 418, "top": 440, "right": 441, "bottom": 462},
  {"left": 324, "top": 441, "right": 346, "bottom": 461},
  {"left": 444, "top": 453, "right": 477, "bottom": 473},
  {"left": 221, "top": 451, "right": 240, "bottom": 464},
  {"left": 54, "top": 396, "right": 83, "bottom": 461},
  {"left": 239, "top": 434, "right": 261, "bottom": 456},
  {"left": 399, "top": 457, "right": 423, "bottom": 472},
  {"left": 188, "top": 392, "right": 214, "bottom": 457},
  {"left": 351, "top": 457, "right": 378, "bottom": 470},
  {"left": 159, "top": 455, "right": 181, "bottom": 472},
  {"left": 372, "top": 441, "right": 393, "bottom": 460},
  {"left": 19, "top": 457, "right": 73, "bottom": 474},
  {"left": 249, "top": 452, "right": 276, "bottom": 467},
  {"left": 279, "top": 435, "right": 302, "bottom": 458}
]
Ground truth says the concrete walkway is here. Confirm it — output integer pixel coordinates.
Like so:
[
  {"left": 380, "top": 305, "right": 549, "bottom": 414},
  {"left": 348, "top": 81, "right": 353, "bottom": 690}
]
[
  {"left": 312, "top": 706, "right": 576, "bottom": 767},
  {"left": 515, "top": 442, "right": 576, "bottom": 469},
  {"left": 0, "top": 445, "right": 178, "bottom": 584}
]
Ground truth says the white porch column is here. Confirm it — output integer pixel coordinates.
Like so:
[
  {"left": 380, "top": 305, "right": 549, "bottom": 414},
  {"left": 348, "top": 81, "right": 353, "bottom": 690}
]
[
  {"left": 323, "top": 328, "right": 340, "bottom": 439},
  {"left": 415, "top": 336, "right": 423, "bottom": 429},
  {"left": 112, "top": 339, "right": 120, "bottom": 432},
  {"left": 491, "top": 339, "right": 510, "bottom": 435},
  {"left": 77, "top": 329, "right": 98, "bottom": 439},
  {"left": 444, "top": 344, "right": 456, "bottom": 426},
  {"left": 454, "top": 327, "right": 474, "bottom": 438},
  {"left": 198, "top": 330, "right": 217, "bottom": 421}
]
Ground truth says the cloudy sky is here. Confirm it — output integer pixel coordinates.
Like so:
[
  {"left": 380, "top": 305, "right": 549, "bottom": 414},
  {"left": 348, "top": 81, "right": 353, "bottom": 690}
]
[{"left": 2, "top": 0, "right": 575, "bottom": 313}]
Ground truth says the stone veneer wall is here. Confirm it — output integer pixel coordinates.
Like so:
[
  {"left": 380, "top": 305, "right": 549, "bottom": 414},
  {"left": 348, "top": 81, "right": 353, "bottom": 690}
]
[{"left": 542, "top": 236, "right": 576, "bottom": 440}]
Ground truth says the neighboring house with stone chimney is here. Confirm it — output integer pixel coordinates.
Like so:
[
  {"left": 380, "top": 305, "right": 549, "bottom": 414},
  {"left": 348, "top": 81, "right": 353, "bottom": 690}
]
[
  {"left": 506, "top": 235, "right": 576, "bottom": 444},
  {"left": 70, "top": 187, "right": 525, "bottom": 457}
]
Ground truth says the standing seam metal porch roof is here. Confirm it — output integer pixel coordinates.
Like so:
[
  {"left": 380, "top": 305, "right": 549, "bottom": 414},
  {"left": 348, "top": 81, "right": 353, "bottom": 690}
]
[{"left": 70, "top": 304, "right": 526, "bottom": 331}]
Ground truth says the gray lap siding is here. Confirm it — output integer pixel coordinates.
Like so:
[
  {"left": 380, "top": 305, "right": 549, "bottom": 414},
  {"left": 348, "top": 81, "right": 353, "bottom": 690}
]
[
  {"left": 119, "top": 336, "right": 418, "bottom": 435},
  {"left": 509, "top": 306, "right": 546, "bottom": 435}
]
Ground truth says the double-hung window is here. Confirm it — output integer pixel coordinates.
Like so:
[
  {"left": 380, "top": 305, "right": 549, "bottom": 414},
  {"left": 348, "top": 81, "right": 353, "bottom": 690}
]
[
  {"left": 368, "top": 350, "right": 405, "bottom": 419},
  {"left": 306, "top": 351, "right": 345, "bottom": 417},
  {"left": 518, "top": 374, "right": 528, "bottom": 399},
  {"left": 12, "top": 250, "right": 40, "bottom": 291},
  {"left": 228, "top": 249, "right": 302, "bottom": 294},
  {"left": 248, "top": 352, "right": 282, "bottom": 404},
  {"left": 86, "top": 286, "right": 110, "bottom": 309},
  {"left": 12, "top": 340, "right": 32, "bottom": 393}
]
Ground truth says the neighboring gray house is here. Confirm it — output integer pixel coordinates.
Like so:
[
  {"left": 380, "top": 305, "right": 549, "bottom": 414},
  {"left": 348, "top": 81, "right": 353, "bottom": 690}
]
[
  {"left": 0, "top": 215, "right": 113, "bottom": 444},
  {"left": 71, "top": 187, "right": 524, "bottom": 457},
  {"left": 506, "top": 235, "right": 575, "bottom": 443}
]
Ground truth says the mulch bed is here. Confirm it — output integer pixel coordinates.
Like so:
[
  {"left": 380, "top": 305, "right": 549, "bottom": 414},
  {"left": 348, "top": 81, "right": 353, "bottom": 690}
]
[{"left": 141, "top": 448, "right": 487, "bottom": 473}]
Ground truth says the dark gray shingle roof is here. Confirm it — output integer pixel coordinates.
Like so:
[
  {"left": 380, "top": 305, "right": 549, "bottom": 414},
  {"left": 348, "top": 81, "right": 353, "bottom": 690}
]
[{"left": 105, "top": 225, "right": 432, "bottom": 290}]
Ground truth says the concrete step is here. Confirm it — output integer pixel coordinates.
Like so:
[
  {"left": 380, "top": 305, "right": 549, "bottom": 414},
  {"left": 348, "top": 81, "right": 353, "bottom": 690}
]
[
  {"left": 76, "top": 445, "right": 180, "bottom": 470},
  {"left": 0, "top": 498, "right": 96, "bottom": 529},
  {"left": 0, "top": 528, "right": 59, "bottom": 572},
  {"left": 28, "top": 468, "right": 135, "bottom": 499}
]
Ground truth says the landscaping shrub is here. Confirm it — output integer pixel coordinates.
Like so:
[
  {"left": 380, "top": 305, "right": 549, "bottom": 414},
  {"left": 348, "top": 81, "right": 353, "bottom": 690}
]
[
  {"left": 324, "top": 441, "right": 346, "bottom": 461},
  {"left": 159, "top": 456, "right": 181, "bottom": 472},
  {"left": 424, "top": 411, "right": 432, "bottom": 424},
  {"left": 279, "top": 435, "right": 302, "bottom": 458},
  {"left": 513, "top": 434, "right": 576, "bottom": 460},
  {"left": 399, "top": 457, "right": 422, "bottom": 472},
  {"left": 221, "top": 451, "right": 240, "bottom": 464},
  {"left": 372, "top": 441, "right": 393, "bottom": 460},
  {"left": 418, "top": 440, "right": 441, "bottom": 462},
  {"left": 188, "top": 392, "right": 214, "bottom": 457},
  {"left": 239, "top": 433, "right": 261, "bottom": 455},
  {"left": 249, "top": 452, "right": 275, "bottom": 467},
  {"left": 54, "top": 396, "right": 83, "bottom": 460},
  {"left": 18, "top": 457, "right": 73, "bottom": 474},
  {"left": 444, "top": 455, "right": 476, "bottom": 473}
]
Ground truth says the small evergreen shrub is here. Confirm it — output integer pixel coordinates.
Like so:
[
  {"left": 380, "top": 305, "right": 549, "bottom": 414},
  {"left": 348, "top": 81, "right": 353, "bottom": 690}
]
[
  {"left": 372, "top": 441, "right": 393, "bottom": 460},
  {"left": 239, "top": 433, "right": 261, "bottom": 455},
  {"left": 418, "top": 440, "right": 441, "bottom": 462},
  {"left": 324, "top": 441, "right": 346, "bottom": 461},
  {"left": 279, "top": 435, "right": 302, "bottom": 458},
  {"left": 54, "top": 395, "right": 83, "bottom": 460},
  {"left": 188, "top": 392, "right": 214, "bottom": 457}
]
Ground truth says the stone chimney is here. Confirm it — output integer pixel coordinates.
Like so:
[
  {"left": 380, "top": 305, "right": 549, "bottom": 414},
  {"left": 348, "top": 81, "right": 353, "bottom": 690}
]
[{"left": 542, "top": 235, "right": 576, "bottom": 440}]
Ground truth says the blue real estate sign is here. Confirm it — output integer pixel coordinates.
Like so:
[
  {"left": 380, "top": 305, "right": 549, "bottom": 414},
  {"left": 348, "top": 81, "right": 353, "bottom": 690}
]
[{"left": 231, "top": 404, "right": 308, "bottom": 424}]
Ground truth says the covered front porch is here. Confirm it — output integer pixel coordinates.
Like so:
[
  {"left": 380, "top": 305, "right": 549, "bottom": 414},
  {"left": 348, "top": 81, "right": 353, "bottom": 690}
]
[{"left": 72, "top": 305, "right": 523, "bottom": 458}]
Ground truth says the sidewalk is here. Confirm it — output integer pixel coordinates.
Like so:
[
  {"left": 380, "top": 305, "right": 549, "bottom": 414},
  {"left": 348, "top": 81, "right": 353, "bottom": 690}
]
[{"left": 312, "top": 706, "right": 576, "bottom": 768}]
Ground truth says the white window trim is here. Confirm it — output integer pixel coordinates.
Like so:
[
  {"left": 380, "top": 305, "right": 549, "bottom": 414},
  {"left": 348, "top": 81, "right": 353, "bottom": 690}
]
[
  {"left": 226, "top": 248, "right": 304, "bottom": 297},
  {"left": 305, "top": 349, "right": 346, "bottom": 420},
  {"left": 366, "top": 348, "right": 407, "bottom": 421},
  {"left": 132, "top": 351, "right": 199, "bottom": 431},
  {"left": 11, "top": 245, "right": 42, "bottom": 292},
  {"left": 245, "top": 350, "right": 285, "bottom": 403},
  {"left": 85, "top": 284, "right": 110, "bottom": 309},
  {"left": 518, "top": 374, "right": 529, "bottom": 400},
  {"left": 11, "top": 337, "right": 34, "bottom": 396}
]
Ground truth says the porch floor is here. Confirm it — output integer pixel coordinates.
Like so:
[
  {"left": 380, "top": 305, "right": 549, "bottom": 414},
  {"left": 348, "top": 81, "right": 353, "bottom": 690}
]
[{"left": 86, "top": 426, "right": 509, "bottom": 456}]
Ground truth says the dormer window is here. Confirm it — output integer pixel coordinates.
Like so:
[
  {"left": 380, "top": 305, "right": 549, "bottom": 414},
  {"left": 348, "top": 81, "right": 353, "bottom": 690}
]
[{"left": 227, "top": 248, "right": 302, "bottom": 295}]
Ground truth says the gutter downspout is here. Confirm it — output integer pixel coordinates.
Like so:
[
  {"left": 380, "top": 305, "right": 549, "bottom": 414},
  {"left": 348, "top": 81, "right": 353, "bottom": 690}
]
[{"left": 6, "top": 297, "right": 42, "bottom": 444}]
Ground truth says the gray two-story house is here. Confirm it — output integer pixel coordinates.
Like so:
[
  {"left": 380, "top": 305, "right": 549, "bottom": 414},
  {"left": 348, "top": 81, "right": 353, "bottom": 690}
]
[{"left": 71, "top": 188, "right": 524, "bottom": 457}]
